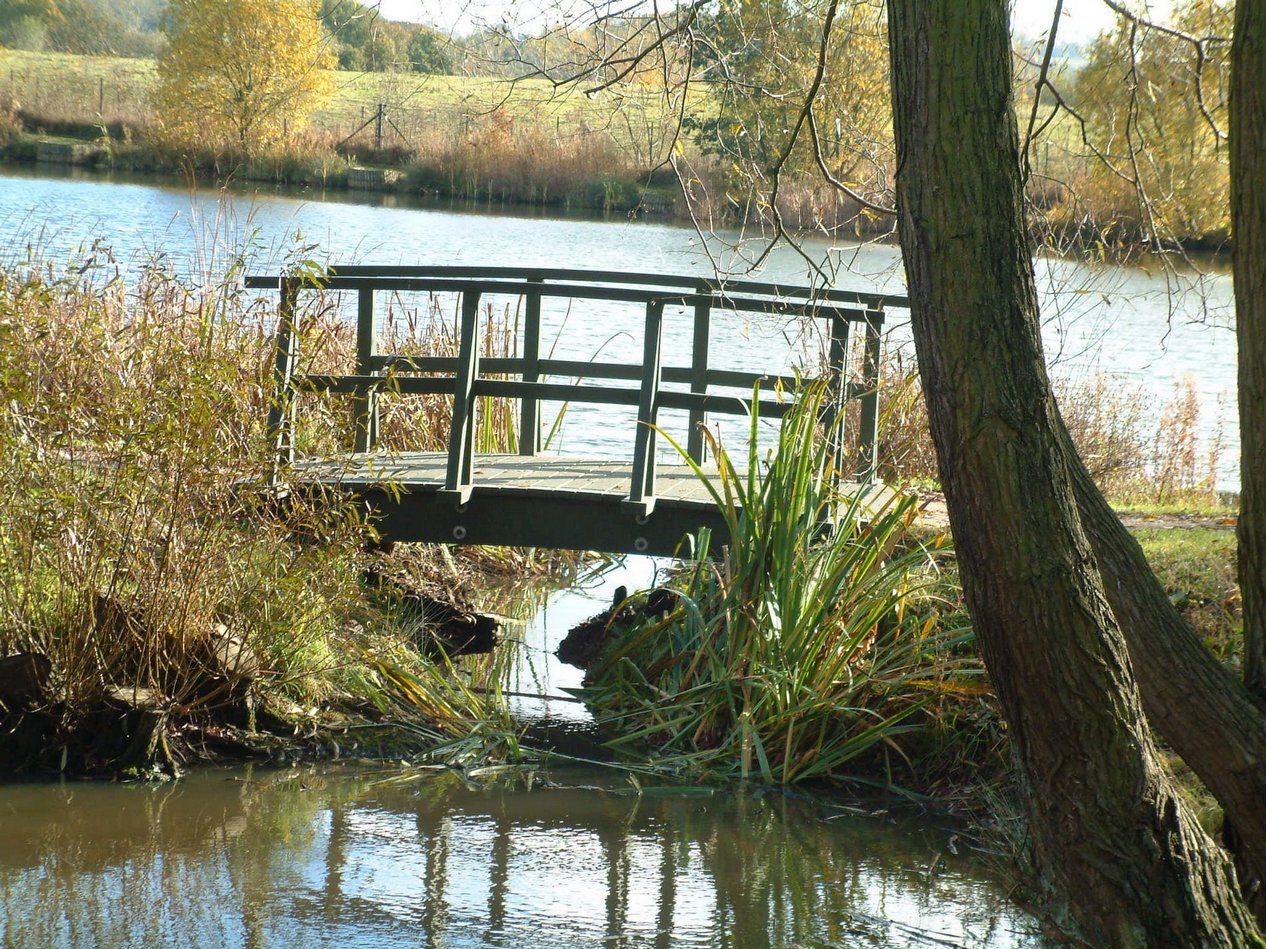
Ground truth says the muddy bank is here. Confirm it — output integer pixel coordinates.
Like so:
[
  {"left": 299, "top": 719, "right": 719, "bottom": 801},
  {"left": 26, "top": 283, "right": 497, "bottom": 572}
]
[{"left": 0, "top": 557, "right": 505, "bottom": 781}]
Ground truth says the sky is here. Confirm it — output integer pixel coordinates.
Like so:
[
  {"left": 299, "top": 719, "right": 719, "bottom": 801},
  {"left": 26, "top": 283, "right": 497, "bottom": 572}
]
[{"left": 373, "top": 0, "right": 1162, "bottom": 43}]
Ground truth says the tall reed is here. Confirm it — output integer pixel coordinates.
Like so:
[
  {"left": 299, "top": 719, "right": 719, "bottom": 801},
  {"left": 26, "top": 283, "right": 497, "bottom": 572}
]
[
  {"left": 0, "top": 253, "right": 541, "bottom": 773},
  {"left": 580, "top": 383, "right": 994, "bottom": 786}
]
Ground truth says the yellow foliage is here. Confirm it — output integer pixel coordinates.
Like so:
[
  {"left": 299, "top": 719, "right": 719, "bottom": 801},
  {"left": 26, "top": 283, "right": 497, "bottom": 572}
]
[
  {"left": 1071, "top": 0, "right": 1231, "bottom": 240},
  {"left": 699, "top": 0, "right": 891, "bottom": 197},
  {"left": 153, "top": 0, "right": 334, "bottom": 154}
]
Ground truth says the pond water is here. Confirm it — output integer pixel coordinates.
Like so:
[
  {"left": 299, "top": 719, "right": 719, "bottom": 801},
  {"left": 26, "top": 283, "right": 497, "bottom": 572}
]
[
  {"left": 0, "top": 763, "right": 1043, "bottom": 948},
  {"left": 0, "top": 166, "right": 1233, "bottom": 945},
  {"left": 0, "top": 165, "right": 1241, "bottom": 487}
]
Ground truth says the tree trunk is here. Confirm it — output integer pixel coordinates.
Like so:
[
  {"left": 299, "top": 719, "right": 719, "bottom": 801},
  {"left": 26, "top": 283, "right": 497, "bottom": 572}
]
[
  {"left": 1231, "top": 0, "right": 1266, "bottom": 921},
  {"left": 1232, "top": 0, "right": 1266, "bottom": 707},
  {"left": 886, "top": 1, "right": 1261, "bottom": 943},
  {"left": 1065, "top": 420, "right": 1266, "bottom": 924}
]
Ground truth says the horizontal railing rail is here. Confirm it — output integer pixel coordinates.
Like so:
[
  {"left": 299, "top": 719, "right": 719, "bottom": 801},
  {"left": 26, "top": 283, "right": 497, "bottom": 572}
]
[{"left": 249, "top": 265, "right": 899, "bottom": 519}]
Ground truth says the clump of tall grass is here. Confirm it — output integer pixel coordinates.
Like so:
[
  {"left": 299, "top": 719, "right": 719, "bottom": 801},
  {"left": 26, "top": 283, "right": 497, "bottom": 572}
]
[
  {"left": 405, "top": 118, "right": 644, "bottom": 211},
  {"left": 579, "top": 383, "right": 997, "bottom": 787},
  {"left": 0, "top": 92, "right": 23, "bottom": 146},
  {"left": 873, "top": 360, "right": 1223, "bottom": 507},
  {"left": 0, "top": 252, "right": 539, "bottom": 775}
]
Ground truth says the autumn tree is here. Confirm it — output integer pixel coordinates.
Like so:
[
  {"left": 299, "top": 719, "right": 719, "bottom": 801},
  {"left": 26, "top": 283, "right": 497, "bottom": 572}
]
[
  {"left": 406, "top": 27, "right": 451, "bottom": 74},
  {"left": 686, "top": 0, "right": 890, "bottom": 190},
  {"left": 154, "top": 0, "right": 334, "bottom": 154},
  {"left": 1070, "top": 0, "right": 1232, "bottom": 243}
]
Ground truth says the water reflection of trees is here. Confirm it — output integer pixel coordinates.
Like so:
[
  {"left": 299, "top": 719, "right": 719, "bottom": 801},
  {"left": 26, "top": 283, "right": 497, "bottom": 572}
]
[{"left": 0, "top": 767, "right": 1037, "bottom": 947}]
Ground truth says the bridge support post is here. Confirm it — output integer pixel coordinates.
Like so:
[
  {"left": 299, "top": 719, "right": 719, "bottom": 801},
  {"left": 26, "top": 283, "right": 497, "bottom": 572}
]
[
  {"left": 441, "top": 290, "right": 483, "bottom": 506},
  {"left": 626, "top": 299, "right": 665, "bottom": 519},
  {"left": 265, "top": 277, "right": 300, "bottom": 483},
  {"left": 353, "top": 288, "right": 379, "bottom": 453},
  {"left": 687, "top": 292, "right": 712, "bottom": 463},
  {"left": 822, "top": 312, "right": 852, "bottom": 485},
  {"left": 518, "top": 275, "right": 543, "bottom": 455},
  {"left": 855, "top": 310, "right": 883, "bottom": 481}
]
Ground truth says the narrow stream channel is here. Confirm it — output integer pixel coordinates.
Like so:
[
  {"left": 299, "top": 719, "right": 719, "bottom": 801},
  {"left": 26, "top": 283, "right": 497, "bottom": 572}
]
[{"left": 0, "top": 760, "right": 1044, "bottom": 947}]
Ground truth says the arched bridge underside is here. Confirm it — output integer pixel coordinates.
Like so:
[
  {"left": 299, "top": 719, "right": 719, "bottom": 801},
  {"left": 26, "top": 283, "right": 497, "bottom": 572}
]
[{"left": 247, "top": 266, "right": 907, "bottom": 557}]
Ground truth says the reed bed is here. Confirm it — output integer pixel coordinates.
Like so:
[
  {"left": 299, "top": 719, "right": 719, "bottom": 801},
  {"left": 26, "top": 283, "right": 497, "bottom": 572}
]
[
  {"left": 0, "top": 252, "right": 550, "bottom": 776},
  {"left": 873, "top": 358, "right": 1224, "bottom": 505}
]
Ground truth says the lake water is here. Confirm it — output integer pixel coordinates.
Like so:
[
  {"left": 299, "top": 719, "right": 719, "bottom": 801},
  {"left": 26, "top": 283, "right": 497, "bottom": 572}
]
[{"left": 0, "top": 166, "right": 1240, "bottom": 486}]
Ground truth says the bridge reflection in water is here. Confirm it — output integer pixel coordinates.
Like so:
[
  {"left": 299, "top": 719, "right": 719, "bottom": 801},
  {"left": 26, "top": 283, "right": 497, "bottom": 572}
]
[{"left": 0, "top": 766, "right": 1041, "bottom": 947}]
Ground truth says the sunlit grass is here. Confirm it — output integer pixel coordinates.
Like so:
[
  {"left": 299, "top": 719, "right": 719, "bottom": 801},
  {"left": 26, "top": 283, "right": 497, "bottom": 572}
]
[{"left": 0, "top": 48, "right": 692, "bottom": 152}]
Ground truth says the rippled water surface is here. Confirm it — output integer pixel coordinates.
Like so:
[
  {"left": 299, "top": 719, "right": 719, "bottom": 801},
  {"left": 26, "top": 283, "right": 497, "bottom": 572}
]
[{"left": 0, "top": 763, "right": 1045, "bottom": 948}]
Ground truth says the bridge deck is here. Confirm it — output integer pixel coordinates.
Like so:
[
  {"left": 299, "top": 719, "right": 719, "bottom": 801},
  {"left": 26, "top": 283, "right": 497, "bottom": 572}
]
[{"left": 292, "top": 452, "right": 886, "bottom": 557}]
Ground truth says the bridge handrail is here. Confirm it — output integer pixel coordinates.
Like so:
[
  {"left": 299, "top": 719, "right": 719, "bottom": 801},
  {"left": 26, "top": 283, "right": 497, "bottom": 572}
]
[
  {"left": 249, "top": 266, "right": 893, "bottom": 517},
  {"left": 244, "top": 265, "right": 908, "bottom": 309}
]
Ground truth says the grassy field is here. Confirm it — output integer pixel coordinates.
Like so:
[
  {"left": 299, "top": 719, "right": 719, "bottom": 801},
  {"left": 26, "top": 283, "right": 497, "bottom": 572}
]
[{"left": 0, "top": 48, "right": 689, "bottom": 160}]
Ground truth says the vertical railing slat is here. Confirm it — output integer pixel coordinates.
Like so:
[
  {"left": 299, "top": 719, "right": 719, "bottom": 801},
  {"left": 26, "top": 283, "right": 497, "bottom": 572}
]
[
  {"left": 855, "top": 309, "right": 883, "bottom": 480},
  {"left": 266, "top": 276, "right": 300, "bottom": 484},
  {"left": 627, "top": 299, "right": 665, "bottom": 515},
  {"left": 821, "top": 312, "right": 851, "bottom": 482},
  {"left": 353, "top": 287, "right": 379, "bottom": 452},
  {"left": 519, "top": 276, "right": 543, "bottom": 455},
  {"left": 442, "top": 289, "right": 482, "bottom": 505},
  {"left": 687, "top": 293, "right": 712, "bottom": 463}
]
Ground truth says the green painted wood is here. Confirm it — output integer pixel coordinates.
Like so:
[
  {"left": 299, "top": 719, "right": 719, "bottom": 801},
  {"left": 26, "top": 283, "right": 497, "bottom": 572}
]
[
  {"left": 353, "top": 288, "right": 379, "bottom": 453},
  {"left": 856, "top": 312, "right": 883, "bottom": 479},
  {"left": 440, "top": 291, "right": 482, "bottom": 506},
  {"left": 688, "top": 296, "right": 712, "bottom": 462},
  {"left": 250, "top": 265, "right": 904, "bottom": 553},
  {"left": 626, "top": 300, "right": 665, "bottom": 522},
  {"left": 822, "top": 313, "right": 852, "bottom": 475},
  {"left": 519, "top": 276, "right": 543, "bottom": 455},
  {"left": 265, "top": 278, "right": 300, "bottom": 482},
  {"left": 246, "top": 265, "right": 909, "bottom": 308}
]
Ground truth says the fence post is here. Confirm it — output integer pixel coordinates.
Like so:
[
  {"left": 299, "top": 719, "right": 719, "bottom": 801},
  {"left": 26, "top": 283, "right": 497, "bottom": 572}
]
[
  {"left": 353, "top": 288, "right": 379, "bottom": 452},
  {"left": 855, "top": 309, "right": 883, "bottom": 481},
  {"left": 821, "top": 311, "right": 851, "bottom": 483},
  {"left": 98, "top": 77, "right": 104, "bottom": 116},
  {"left": 626, "top": 299, "right": 665, "bottom": 520},
  {"left": 518, "top": 275, "right": 543, "bottom": 455},
  {"left": 265, "top": 277, "right": 301, "bottom": 484},
  {"left": 687, "top": 288, "right": 712, "bottom": 463},
  {"left": 375, "top": 103, "right": 385, "bottom": 149},
  {"left": 440, "top": 290, "right": 482, "bottom": 506}
]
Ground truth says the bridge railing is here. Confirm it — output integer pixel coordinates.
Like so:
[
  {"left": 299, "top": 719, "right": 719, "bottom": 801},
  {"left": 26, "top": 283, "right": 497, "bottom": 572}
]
[{"left": 245, "top": 266, "right": 903, "bottom": 516}]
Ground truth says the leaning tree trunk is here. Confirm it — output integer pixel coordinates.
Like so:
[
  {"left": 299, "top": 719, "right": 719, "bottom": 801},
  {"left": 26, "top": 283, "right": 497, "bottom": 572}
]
[
  {"left": 1230, "top": 0, "right": 1266, "bottom": 921},
  {"left": 1065, "top": 422, "right": 1266, "bottom": 925},
  {"left": 1232, "top": 0, "right": 1266, "bottom": 708},
  {"left": 886, "top": 1, "right": 1260, "bottom": 943}
]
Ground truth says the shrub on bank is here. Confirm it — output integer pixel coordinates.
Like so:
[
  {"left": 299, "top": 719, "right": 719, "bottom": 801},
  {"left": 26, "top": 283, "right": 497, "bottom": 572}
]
[{"left": 0, "top": 254, "right": 536, "bottom": 778}]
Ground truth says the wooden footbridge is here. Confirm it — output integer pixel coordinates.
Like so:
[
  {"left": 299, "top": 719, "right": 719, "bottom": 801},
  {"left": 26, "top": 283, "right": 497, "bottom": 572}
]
[{"left": 246, "top": 266, "right": 905, "bottom": 557}]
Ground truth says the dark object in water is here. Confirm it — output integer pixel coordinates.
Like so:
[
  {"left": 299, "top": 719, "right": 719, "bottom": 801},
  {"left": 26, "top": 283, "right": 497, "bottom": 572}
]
[
  {"left": 555, "top": 587, "right": 679, "bottom": 671},
  {"left": 364, "top": 565, "right": 499, "bottom": 658}
]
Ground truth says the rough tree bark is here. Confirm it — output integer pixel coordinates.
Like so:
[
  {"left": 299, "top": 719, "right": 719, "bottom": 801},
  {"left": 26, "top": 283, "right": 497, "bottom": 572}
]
[
  {"left": 886, "top": 0, "right": 1261, "bottom": 943},
  {"left": 1232, "top": 0, "right": 1266, "bottom": 707},
  {"left": 1066, "top": 426, "right": 1266, "bottom": 924}
]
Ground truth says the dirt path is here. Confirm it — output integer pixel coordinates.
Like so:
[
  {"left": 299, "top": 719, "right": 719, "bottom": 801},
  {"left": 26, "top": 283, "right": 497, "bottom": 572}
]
[{"left": 911, "top": 492, "right": 1237, "bottom": 534}]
